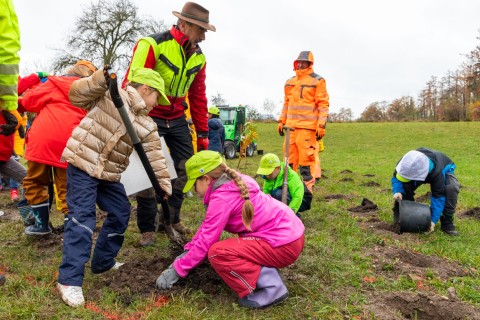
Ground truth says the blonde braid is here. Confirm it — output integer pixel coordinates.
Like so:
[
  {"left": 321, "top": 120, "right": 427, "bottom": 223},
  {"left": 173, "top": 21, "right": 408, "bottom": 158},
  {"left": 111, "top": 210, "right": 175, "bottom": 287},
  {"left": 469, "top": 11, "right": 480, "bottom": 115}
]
[{"left": 225, "top": 167, "right": 254, "bottom": 230}]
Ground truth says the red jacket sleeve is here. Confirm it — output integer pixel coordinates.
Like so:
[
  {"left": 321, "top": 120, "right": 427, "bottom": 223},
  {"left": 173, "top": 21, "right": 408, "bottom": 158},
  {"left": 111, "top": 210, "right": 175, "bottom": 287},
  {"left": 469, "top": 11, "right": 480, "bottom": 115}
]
[
  {"left": 19, "top": 80, "right": 55, "bottom": 113},
  {"left": 18, "top": 74, "right": 41, "bottom": 95},
  {"left": 188, "top": 63, "right": 208, "bottom": 134}
]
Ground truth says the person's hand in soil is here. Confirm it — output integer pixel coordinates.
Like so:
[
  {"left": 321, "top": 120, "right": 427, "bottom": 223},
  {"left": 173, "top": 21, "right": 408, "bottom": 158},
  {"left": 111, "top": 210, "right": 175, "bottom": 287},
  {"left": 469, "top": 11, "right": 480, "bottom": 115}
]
[{"left": 156, "top": 265, "right": 180, "bottom": 289}]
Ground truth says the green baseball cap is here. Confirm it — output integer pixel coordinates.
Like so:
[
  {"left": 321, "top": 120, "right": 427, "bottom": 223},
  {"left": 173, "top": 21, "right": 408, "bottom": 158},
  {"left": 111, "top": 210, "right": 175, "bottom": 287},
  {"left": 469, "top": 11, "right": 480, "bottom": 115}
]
[
  {"left": 183, "top": 150, "right": 224, "bottom": 193},
  {"left": 129, "top": 68, "right": 170, "bottom": 106},
  {"left": 256, "top": 153, "right": 281, "bottom": 175}
]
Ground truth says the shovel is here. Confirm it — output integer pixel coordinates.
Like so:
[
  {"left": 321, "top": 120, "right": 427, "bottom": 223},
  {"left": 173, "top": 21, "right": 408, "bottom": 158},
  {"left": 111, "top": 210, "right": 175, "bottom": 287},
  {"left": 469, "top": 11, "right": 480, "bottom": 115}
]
[
  {"left": 281, "top": 126, "right": 295, "bottom": 204},
  {"left": 107, "top": 71, "right": 185, "bottom": 245}
]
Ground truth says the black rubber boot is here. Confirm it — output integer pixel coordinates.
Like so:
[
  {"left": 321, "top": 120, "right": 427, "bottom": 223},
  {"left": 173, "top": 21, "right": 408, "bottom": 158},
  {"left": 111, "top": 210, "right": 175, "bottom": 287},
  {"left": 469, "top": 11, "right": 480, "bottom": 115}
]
[
  {"left": 440, "top": 214, "right": 459, "bottom": 236},
  {"left": 17, "top": 199, "right": 35, "bottom": 226},
  {"left": 25, "top": 201, "right": 52, "bottom": 236}
]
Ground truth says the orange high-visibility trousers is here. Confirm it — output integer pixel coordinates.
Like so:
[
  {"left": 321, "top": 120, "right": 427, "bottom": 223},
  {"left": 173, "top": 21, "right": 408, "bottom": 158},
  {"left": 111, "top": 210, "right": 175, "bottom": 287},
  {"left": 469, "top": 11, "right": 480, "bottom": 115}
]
[{"left": 283, "top": 128, "right": 316, "bottom": 192}]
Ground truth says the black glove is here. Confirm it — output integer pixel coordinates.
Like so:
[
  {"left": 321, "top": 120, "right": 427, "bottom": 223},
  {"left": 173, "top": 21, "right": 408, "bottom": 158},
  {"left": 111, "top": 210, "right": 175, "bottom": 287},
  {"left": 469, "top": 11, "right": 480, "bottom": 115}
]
[
  {"left": 0, "top": 110, "right": 19, "bottom": 136},
  {"left": 18, "top": 125, "right": 25, "bottom": 139},
  {"left": 156, "top": 191, "right": 169, "bottom": 203},
  {"left": 103, "top": 64, "right": 112, "bottom": 85}
]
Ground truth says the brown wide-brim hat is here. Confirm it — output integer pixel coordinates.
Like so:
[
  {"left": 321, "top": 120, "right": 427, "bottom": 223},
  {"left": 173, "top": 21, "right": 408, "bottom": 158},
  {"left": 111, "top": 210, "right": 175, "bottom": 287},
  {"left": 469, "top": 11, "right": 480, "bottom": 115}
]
[{"left": 172, "top": 2, "right": 216, "bottom": 32}]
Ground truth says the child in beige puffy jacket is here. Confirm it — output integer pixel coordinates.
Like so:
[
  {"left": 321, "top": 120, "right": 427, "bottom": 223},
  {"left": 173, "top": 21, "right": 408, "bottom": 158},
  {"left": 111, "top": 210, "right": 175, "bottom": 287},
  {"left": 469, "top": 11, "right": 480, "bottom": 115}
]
[{"left": 57, "top": 67, "right": 172, "bottom": 308}]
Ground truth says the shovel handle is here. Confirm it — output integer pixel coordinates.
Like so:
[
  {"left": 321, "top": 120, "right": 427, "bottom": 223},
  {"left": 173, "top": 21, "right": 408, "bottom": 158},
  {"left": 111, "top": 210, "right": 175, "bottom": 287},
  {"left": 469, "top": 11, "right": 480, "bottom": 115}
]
[{"left": 107, "top": 71, "right": 169, "bottom": 215}]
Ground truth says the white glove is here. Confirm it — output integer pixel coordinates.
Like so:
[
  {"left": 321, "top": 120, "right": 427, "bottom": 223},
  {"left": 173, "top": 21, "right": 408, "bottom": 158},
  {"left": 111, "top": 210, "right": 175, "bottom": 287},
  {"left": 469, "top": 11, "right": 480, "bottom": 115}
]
[
  {"left": 393, "top": 193, "right": 403, "bottom": 202},
  {"left": 156, "top": 265, "right": 180, "bottom": 289},
  {"left": 427, "top": 222, "right": 435, "bottom": 233}
]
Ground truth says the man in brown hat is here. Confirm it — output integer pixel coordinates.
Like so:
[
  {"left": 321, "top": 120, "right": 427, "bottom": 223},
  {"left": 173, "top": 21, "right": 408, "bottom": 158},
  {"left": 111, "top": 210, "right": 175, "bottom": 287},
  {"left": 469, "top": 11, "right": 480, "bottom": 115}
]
[{"left": 123, "top": 2, "right": 215, "bottom": 246}]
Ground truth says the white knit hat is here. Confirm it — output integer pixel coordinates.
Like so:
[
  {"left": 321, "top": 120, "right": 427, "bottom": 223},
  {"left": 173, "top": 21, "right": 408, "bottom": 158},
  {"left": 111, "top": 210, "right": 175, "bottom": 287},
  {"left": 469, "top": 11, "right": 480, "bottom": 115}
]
[{"left": 395, "top": 150, "right": 430, "bottom": 181}]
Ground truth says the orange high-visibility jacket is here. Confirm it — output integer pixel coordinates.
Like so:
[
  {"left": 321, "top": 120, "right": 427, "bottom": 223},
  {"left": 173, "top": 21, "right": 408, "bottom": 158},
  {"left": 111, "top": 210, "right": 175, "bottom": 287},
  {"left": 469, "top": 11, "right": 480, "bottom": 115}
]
[{"left": 279, "top": 52, "right": 329, "bottom": 131}]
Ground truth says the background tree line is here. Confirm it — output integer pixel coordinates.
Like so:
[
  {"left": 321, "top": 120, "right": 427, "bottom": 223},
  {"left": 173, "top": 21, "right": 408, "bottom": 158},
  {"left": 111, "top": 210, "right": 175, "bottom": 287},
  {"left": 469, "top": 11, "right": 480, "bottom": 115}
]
[
  {"left": 49, "top": 0, "right": 480, "bottom": 123},
  {"left": 358, "top": 30, "right": 480, "bottom": 122}
]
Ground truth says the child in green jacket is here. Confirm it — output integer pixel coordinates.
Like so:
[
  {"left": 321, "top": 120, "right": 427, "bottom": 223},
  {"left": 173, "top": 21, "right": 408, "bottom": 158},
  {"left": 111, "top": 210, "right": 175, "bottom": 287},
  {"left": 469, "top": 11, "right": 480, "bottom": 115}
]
[{"left": 257, "top": 153, "right": 312, "bottom": 218}]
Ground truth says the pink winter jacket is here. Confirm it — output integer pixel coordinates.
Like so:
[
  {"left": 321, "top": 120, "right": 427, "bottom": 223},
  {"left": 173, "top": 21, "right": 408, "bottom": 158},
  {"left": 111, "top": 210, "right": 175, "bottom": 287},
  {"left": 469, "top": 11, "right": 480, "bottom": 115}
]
[{"left": 173, "top": 174, "right": 305, "bottom": 278}]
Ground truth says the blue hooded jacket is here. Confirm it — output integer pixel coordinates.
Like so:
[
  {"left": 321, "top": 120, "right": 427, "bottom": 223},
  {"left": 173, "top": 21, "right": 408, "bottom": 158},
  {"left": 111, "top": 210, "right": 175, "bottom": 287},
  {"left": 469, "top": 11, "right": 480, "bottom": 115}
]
[{"left": 207, "top": 118, "right": 225, "bottom": 153}]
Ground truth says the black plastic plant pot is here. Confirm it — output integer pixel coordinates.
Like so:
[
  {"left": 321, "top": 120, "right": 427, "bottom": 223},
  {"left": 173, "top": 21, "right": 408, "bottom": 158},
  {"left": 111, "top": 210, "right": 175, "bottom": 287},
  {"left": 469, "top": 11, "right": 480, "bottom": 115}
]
[{"left": 399, "top": 200, "right": 431, "bottom": 233}]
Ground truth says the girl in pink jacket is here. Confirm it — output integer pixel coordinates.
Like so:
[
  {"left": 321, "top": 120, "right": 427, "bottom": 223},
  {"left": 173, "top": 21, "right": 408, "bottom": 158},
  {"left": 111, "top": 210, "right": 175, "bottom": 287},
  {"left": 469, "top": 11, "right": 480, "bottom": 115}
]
[{"left": 156, "top": 150, "right": 305, "bottom": 309}]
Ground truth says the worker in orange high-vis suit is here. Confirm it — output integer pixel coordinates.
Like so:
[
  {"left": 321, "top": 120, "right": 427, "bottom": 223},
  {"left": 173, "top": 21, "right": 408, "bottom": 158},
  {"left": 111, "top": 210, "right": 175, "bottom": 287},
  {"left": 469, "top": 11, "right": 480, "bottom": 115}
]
[{"left": 278, "top": 51, "right": 329, "bottom": 192}]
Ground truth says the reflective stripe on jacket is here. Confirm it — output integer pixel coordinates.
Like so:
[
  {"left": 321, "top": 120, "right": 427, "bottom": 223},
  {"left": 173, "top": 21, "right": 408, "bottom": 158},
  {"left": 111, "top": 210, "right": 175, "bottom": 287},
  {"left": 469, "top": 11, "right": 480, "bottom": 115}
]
[
  {"left": 279, "top": 65, "right": 329, "bottom": 131},
  {"left": 0, "top": 0, "right": 21, "bottom": 111},
  {"left": 124, "top": 26, "right": 208, "bottom": 133}
]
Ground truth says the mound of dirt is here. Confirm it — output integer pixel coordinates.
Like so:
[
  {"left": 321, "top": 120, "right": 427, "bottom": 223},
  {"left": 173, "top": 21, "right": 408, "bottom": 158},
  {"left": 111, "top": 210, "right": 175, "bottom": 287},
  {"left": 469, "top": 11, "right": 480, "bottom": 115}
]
[
  {"left": 324, "top": 194, "right": 350, "bottom": 200},
  {"left": 89, "top": 249, "right": 224, "bottom": 306},
  {"left": 339, "top": 178, "right": 354, "bottom": 182},
  {"left": 461, "top": 207, "right": 480, "bottom": 219},
  {"left": 348, "top": 198, "right": 378, "bottom": 212},
  {"left": 366, "top": 245, "right": 469, "bottom": 280},
  {"left": 363, "top": 174, "right": 376, "bottom": 177},
  {"left": 0, "top": 207, "right": 20, "bottom": 221},
  {"left": 28, "top": 233, "right": 63, "bottom": 252},
  {"left": 364, "top": 292, "right": 480, "bottom": 320},
  {"left": 361, "top": 181, "right": 381, "bottom": 187},
  {"left": 340, "top": 169, "right": 353, "bottom": 174}
]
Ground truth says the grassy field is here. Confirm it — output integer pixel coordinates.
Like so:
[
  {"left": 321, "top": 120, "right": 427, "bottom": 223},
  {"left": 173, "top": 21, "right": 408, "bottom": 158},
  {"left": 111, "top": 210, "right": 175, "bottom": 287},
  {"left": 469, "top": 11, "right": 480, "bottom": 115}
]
[{"left": 1, "top": 121, "right": 480, "bottom": 319}]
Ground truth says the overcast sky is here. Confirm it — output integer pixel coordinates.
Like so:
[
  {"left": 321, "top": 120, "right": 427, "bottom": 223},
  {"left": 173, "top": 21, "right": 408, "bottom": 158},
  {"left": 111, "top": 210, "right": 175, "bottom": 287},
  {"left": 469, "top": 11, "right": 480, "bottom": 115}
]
[{"left": 14, "top": 0, "right": 480, "bottom": 117}]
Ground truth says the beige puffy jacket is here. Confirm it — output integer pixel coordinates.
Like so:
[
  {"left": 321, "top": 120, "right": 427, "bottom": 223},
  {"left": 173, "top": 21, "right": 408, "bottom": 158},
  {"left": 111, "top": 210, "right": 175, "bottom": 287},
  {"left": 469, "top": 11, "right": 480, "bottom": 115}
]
[{"left": 62, "top": 70, "right": 172, "bottom": 195}]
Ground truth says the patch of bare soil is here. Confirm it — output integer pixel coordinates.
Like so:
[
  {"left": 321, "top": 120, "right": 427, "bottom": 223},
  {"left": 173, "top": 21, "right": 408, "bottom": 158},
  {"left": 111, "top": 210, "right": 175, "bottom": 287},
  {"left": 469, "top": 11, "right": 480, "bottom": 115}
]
[
  {"left": 89, "top": 247, "right": 224, "bottom": 306},
  {"left": 323, "top": 194, "right": 351, "bottom": 200},
  {"left": 348, "top": 198, "right": 378, "bottom": 212},
  {"left": 340, "top": 169, "right": 353, "bottom": 174},
  {"left": 459, "top": 207, "right": 480, "bottom": 219},
  {"left": 360, "top": 181, "right": 381, "bottom": 187},
  {"left": 361, "top": 219, "right": 429, "bottom": 242},
  {"left": 0, "top": 206, "right": 20, "bottom": 222},
  {"left": 28, "top": 233, "right": 63, "bottom": 252},
  {"left": 364, "top": 292, "right": 480, "bottom": 320},
  {"left": 339, "top": 177, "right": 354, "bottom": 182},
  {"left": 415, "top": 192, "right": 431, "bottom": 203},
  {"left": 363, "top": 174, "right": 376, "bottom": 177},
  {"left": 365, "top": 245, "right": 469, "bottom": 280}
]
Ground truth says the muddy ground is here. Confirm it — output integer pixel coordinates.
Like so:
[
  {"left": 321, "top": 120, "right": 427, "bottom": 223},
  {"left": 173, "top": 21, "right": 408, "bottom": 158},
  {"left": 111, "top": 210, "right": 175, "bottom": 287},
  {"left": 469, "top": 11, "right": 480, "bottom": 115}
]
[
  {"left": 88, "top": 246, "right": 225, "bottom": 306},
  {"left": 364, "top": 292, "right": 480, "bottom": 320},
  {"left": 3, "top": 172, "right": 480, "bottom": 319},
  {"left": 325, "top": 172, "right": 480, "bottom": 319}
]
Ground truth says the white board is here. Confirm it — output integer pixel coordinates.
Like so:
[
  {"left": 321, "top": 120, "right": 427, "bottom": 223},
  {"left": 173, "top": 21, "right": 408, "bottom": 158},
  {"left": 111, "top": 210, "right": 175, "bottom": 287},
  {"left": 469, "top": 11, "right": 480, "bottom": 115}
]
[{"left": 121, "top": 137, "right": 177, "bottom": 196}]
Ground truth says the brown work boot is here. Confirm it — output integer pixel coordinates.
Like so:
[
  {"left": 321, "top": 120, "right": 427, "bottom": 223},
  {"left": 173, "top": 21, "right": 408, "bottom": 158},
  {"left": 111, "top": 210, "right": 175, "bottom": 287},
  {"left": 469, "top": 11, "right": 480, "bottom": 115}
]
[
  {"left": 139, "top": 232, "right": 156, "bottom": 247},
  {"left": 172, "top": 222, "right": 192, "bottom": 235}
]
